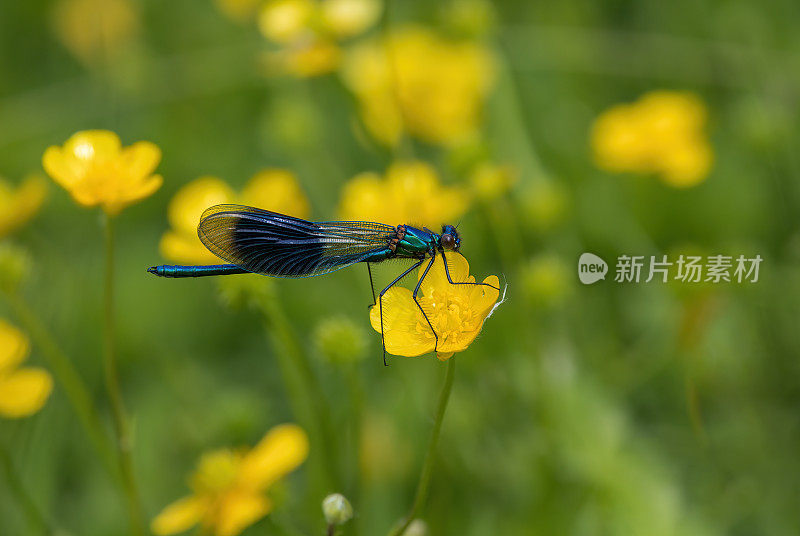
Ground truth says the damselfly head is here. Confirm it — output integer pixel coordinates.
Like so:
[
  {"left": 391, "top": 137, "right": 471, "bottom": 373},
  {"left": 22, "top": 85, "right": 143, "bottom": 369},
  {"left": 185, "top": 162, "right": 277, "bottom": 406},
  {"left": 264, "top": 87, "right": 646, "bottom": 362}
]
[{"left": 440, "top": 224, "right": 460, "bottom": 251}]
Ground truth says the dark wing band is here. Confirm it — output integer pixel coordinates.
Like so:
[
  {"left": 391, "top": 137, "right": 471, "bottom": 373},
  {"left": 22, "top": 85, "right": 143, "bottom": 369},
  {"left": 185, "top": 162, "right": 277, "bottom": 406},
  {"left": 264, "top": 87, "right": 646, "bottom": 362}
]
[{"left": 198, "top": 204, "right": 396, "bottom": 278}]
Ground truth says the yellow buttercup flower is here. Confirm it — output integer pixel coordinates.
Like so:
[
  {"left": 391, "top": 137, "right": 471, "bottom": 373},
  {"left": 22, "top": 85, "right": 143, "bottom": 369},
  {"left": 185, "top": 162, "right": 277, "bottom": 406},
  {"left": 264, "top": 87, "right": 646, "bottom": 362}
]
[
  {"left": 369, "top": 253, "right": 499, "bottom": 360},
  {"left": 152, "top": 424, "right": 308, "bottom": 536},
  {"left": 42, "top": 130, "right": 163, "bottom": 215},
  {"left": 341, "top": 26, "right": 495, "bottom": 145},
  {"left": 258, "top": 0, "right": 315, "bottom": 44},
  {"left": 591, "top": 91, "right": 713, "bottom": 187},
  {"left": 257, "top": 0, "right": 380, "bottom": 77},
  {"left": 0, "top": 319, "right": 53, "bottom": 418},
  {"left": 338, "top": 161, "right": 469, "bottom": 229},
  {"left": 0, "top": 175, "right": 47, "bottom": 239},
  {"left": 160, "top": 177, "right": 235, "bottom": 265},
  {"left": 319, "top": 0, "right": 382, "bottom": 38},
  {"left": 160, "top": 170, "right": 310, "bottom": 264},
  {"left": 51, "top": 0, "right": 139, "bottom": 66}
]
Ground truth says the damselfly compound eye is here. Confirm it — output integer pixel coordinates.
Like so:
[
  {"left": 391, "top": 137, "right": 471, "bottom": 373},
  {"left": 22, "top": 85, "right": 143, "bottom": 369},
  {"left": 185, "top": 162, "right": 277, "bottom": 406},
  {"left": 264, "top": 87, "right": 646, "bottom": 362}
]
[{"left": 441, "top": 233, "right": 455, "bottom": 249}]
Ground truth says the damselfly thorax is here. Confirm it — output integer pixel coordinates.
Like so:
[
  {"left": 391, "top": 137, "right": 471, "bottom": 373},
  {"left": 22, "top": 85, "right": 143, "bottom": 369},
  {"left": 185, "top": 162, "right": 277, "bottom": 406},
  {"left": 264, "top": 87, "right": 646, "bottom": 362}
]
[{"left": 148, "top": 205, "right": 495, "bottom": 364}]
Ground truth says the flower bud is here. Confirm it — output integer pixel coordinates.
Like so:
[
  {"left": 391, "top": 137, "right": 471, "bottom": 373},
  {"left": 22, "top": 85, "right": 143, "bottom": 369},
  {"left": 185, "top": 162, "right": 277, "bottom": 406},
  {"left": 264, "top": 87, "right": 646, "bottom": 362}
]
[
  {"left": 314, "top": 316, "right": 367, "bottom": 364},
  {"left": 403, "top": 519, "right": 428, "bottom": 536},
  {"left": 322, "top": 493, "right": 353, "bottom": 526}
]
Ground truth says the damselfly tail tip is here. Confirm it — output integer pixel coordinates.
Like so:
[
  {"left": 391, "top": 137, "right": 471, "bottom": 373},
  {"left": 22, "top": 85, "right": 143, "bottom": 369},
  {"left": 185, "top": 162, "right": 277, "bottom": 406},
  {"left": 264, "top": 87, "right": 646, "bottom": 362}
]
[{"left": 147, "top": 266, "right": 158, "bottom": 276}]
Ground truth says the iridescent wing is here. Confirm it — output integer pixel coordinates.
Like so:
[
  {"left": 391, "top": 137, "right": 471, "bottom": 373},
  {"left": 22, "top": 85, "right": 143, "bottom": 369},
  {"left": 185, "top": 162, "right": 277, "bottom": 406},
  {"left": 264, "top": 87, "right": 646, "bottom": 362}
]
[{"left": 198, "top": 204, "right": 396, "bottom": 278}]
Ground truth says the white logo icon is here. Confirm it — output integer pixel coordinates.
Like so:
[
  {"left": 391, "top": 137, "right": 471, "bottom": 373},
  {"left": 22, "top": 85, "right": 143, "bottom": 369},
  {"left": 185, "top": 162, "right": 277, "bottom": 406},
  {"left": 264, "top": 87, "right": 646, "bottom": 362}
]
[{"left": 578, "top": 253, "right": 608, "bottom": 284}]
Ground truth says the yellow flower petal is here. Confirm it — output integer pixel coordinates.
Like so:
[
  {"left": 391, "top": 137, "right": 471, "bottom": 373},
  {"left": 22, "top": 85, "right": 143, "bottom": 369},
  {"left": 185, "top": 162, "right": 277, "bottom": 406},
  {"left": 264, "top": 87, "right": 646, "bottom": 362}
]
[
  {"left": 419, "top": 252, "right": 472, "bottom": 297},
  {"left": 65, "top": 130, "right": 122, "bottom": 161},
  {"left": 120, "top": 141, "right": 162, "bottom": 181},
  {"left": 160, "top": 230, "right": 222, "bottom": 265},
  {"left": 337, "top": 172, "right": 386, "bottom": 222},
  {"left": 0, "top": 367, "right": 53, "bottom": 418},
  {"left": 282, "top": 39, "right": 341, "bottom": 77},
  {"left": 240, "top": 169, "right": 310, "bottom": 219},
  {"left": 0, "top": 175, "right": 48, "bottom": 238},
  {"left": 258, "top": 0, "right": 314, "bottom": 44},
  {"left": 168, "top": 177, "right": 235, "bottom": 236},
  {"left": 214, "top": 491, "right": 272, "bottom": 536},
  {"left": 0, "top": 319, "right": 29, "bottom": 374},
  {"left": 320, "top": 0, "right": 381, "bottom": 38},
  {"left": 151, "top": 495, "right": 209, "bottom": 536},
  {"left": 369, "top": 287, "right": 435, "bottom": 357},
  {"left": 238, "top": 423, "right": 309, "bottom": 491},
  {"left": 104, "top": 174, "right": 163, "bottom": 216},
  {"left": 470, "top": 274, "right": 501, "bottom": 314},
  {"left": 659, "top": 140, "right": 713, "bottom": 188},
  {"left": 42, "top": 146, "right": 85, "bottom": 191}
]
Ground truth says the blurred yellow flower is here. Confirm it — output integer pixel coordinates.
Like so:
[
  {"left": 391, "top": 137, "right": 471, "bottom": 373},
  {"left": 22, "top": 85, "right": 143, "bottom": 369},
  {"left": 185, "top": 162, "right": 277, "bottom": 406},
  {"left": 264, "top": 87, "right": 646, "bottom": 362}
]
[
  {"left": 0, "top": 319, "right": 53, "bottom": 418},
  {"left": 369, "top": 253, "right": 499, "bottom": 360},
  {"left": 341, "top": 26, "right": 495, "bottom": 146},
  {"left": 160, "top": 170, "right": 310, "bottom": 264},
  {"left": 320, "top": 0, "right": 382, "bottom": 38},
  {"left": 258, "top": 0, "right": 380, "bottom": 77},
  {"left": 338, "top": 161, "right": 469, "bottom": 228},
  {"left": 591, "top": 91, "right": 713, "bottom": 187},
  {"left": 215, "top": 0, "right": 263, "bottom": 22},
  {"left": 51, "top": 0, "right": 139, "bottom": 66},
  {"left": 42, "top": 130, "right": 162, "bottom": 215},
  {"left": 258, "top": 0, "right": 315, "bottom": 44},
  {"left": 277, "top": 38, "right": 342, "bottom": 78},
  {"left": 469, "top": 162, "right": 516, "bottom": 202},
  {"left": 0, "top": 175, "right": 47, "bottom": 239},
  {"left": 161, "top": 177, "right": 235, "bottom": 265},
  {"left": 151, "top": 424, "right": 308, "bottom": 536}
]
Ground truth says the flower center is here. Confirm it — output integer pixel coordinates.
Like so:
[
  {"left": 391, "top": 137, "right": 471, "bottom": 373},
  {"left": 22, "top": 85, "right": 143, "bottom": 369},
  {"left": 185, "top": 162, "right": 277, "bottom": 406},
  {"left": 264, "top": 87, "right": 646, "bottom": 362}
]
[
  {"left": 73, "top": 142, "right": 95, "bottom": 160},
  {"left": 415, "top": 291, "right": 478, "bottom": 345},
  {"left": 190, "top": 449, "right": 242, "bottom": 494}
]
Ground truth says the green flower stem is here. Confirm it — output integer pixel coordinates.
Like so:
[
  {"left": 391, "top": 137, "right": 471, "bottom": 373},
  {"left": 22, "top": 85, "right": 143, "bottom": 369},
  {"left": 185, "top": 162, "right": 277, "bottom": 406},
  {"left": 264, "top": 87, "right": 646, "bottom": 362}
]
[
  {"left": 0, "top": 443, "right": 52, "bottom": 535},
  {"left": 0, "top": 289, "right": 117, "bottom": 478},
  {"left": 102, "top": 214, "right": 145, "bottom": 536},
  {"left": 389, "top": 357, "right": 456, "bottom": 536},
  {"left": 256, "top": 294, "right": 338, "bottom": 493}
]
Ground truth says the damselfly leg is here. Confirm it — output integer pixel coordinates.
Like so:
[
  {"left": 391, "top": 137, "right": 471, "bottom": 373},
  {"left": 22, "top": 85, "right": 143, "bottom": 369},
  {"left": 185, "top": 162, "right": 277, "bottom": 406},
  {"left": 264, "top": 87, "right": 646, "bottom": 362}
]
[
  {"left": 366, "top": 262, "right": 377, "bottom": 308},
  {"left": 378, "top": 258, "right": 425, "bottom": 366},
  {"left": 412, "top": 252, "right": 440, "bottom": 353},
  {"left": 440, "top": 250, "right": 501, "bottom": 291}
]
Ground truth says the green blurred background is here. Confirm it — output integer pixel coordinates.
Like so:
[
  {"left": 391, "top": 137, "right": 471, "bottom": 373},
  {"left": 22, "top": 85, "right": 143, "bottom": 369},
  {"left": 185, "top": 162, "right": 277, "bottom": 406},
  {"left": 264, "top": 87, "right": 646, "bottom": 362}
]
[{"left": 1, "top": 0, "right": 800, "bottom": 535}]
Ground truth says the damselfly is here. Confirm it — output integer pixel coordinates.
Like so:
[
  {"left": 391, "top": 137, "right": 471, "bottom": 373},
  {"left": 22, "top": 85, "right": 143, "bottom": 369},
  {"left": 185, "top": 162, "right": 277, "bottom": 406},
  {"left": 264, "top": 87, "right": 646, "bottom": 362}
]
[{"left": 149, "top": 204, "right": 498, "bottom": 364}]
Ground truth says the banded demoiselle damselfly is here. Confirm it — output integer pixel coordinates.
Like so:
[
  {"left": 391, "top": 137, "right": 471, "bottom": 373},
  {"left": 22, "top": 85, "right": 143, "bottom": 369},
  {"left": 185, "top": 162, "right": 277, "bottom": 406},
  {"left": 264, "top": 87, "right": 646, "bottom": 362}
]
[{"left": 148, "top": 205, "right": 497, "bottom": 364}]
